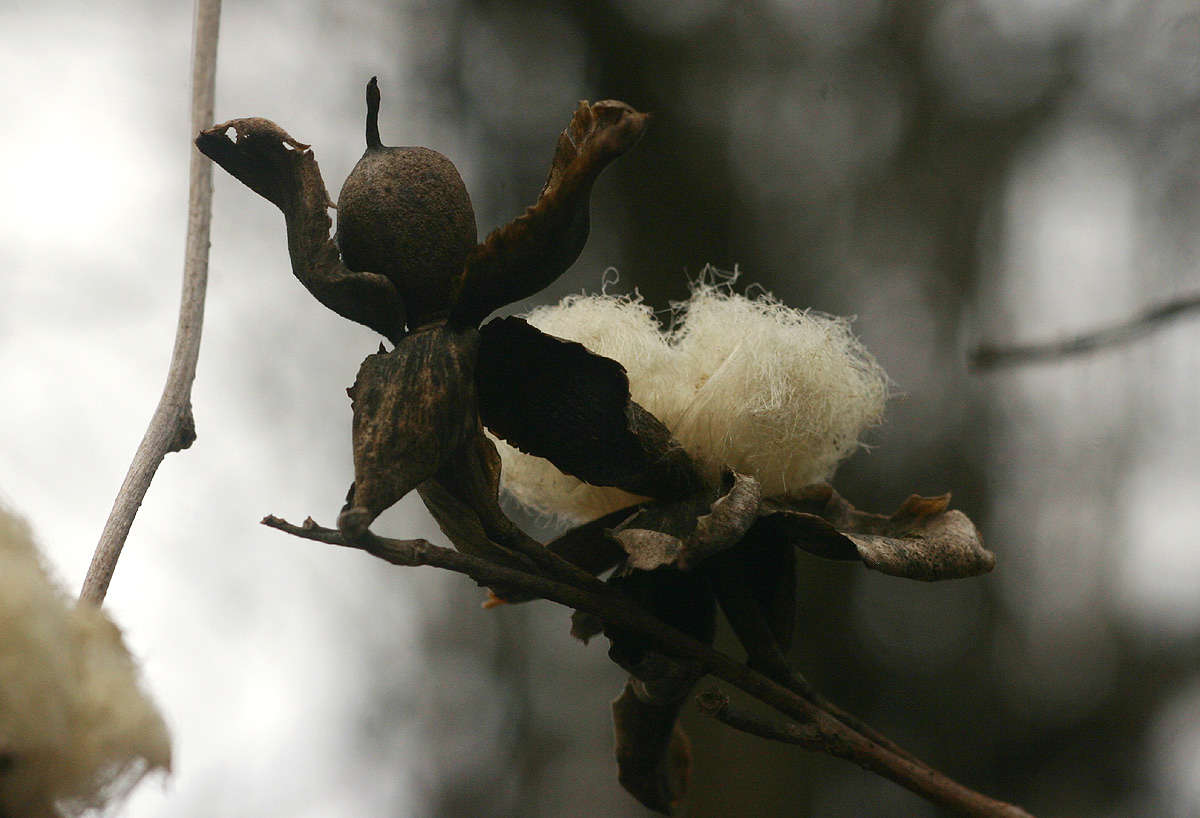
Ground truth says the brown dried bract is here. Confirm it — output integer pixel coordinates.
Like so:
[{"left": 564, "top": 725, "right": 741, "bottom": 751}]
[
  {"left": 612, "top": 681, "right": 692, "bottom": 814},
  {"left": 452, "top": 100, "right": 650, "bottom": 325},
  {"left": 756, "top": 485, "right": 996, "bottom": 581},
  {"left": 195, "top": 118, "right": 406, "bottom": 342}
]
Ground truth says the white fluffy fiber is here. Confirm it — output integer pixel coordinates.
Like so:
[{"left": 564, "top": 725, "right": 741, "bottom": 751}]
[
  {"left": 491, "top": 269, "right": 890, "bottom": 523},
  {"left": 0, "top": 507, "right": 171, "bottom": 818}
]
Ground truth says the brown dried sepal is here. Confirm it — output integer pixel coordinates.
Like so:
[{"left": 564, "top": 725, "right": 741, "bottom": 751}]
[
  {"left": 452, "top": 101, "right": 650, "bottom": 325},
  {"left": 615, "top": 529, "right": 686, "bottom": 572},
  {"left": 195, "top": 118, "right": 406, "bottom": 341},
  {"left": 602, "top": 569, "right": 716, "bottom": 699},
  {"left": 340, "top": 327, "right": 542, "bottom": 585},
  {"left": 677, "top": 471, "right": 761, "bottom": 568},
  {"left": 731, "top": 535, "right": 797, "bottom": 651},
  {"left": 607, "top": 571, "right": 712, "bottom": 813},
  {"left": 544, "top": 506, "right": 636, "bottom": 577},
  {"left": 477, "top": 317, "right": 703, "bottom": 501},
  {"left": 339, "top": 326, "right": 479, "bottom": 539},
  {"left": 615, "top": 472, "right": 762, "bottom": 571},
  {"left": 612, "top": 682, "right": 692, "bottom": 815},
  {"left": 755, "top": 485, "right": 996, "bottom": 581}
]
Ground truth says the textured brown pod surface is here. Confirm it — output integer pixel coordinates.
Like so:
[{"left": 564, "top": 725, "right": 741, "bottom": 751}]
[{"left": 336, "top": 79, "right": 477, "bottom": 326}]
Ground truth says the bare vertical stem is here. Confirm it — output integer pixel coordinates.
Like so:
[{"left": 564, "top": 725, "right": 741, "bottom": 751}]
[{"left": 80, "top": 0, "right": 222, "bottom": 605}]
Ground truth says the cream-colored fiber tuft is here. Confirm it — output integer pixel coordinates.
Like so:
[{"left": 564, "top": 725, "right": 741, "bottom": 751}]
[
  {"left": 0, "top": 507, "right": 171, "bottom": 818},
  {"left": 490, "top": 268, "right": 890, "bottom": 523},
  {"left": 667, "top": 276, "right": 890, "bottom": 494}
]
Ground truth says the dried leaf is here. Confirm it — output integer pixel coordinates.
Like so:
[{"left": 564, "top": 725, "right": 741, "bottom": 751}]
[
  {"left": 612, "top": 682, "right": 691, "bottom": 815},
  {"left": 452, "top": 101, "right": 649, "bottom": 325},
  {"left": 616, "top": 493, "right": 714, "bottom": 547},
  {"left": 683, "top": 471, "right": 762, "bottom": 568},
  {"left": 545, "top": 506, "right": 638, "bottom": 577},
  {"left": 570, "top": 609, "right": 605, "bottom": 643},
  {"left": 195, "top": 118, "right": 406, "bottom": 341},
  {"left": 477, "top": 317, "right": 703, "bottom": 501},
  {"left": 604, "top": 570, "right": 716, "bottom": 673},
  {"left": 716, "top": 534, "right": 797, "bottom": 651},
  {"left": 749, "top": 506, "right": 858, "bottom": 562},
  {"left": 756, "top": 485, "right": 995, "bottom": 581},
  {"left": 615, "top": 529, "right": 685, "bottom": 572},
  {"left": 844, "top": 503, "right": 993, "bottom": 580},
  {"left": 606, "top": 580, "right": 707, "bottom": 811}
]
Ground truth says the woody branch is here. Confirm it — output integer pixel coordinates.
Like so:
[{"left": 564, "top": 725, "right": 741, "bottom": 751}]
[{"left": 263, "top": 514, "right": 1032, "bottom": 818}]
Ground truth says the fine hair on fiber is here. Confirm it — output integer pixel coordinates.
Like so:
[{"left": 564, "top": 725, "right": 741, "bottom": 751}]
[{"left": 491, "top": 266, "right": 890, "bottom": 523}]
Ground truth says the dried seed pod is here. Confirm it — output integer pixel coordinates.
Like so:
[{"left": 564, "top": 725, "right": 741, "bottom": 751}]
[{"left": 336, "top": 77, "right": 477, "bottom": 327}]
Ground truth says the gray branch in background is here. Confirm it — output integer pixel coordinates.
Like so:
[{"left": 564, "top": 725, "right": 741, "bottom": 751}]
[
  {"left": 80, "top": 0, "right": 222, "bottom": 605},
  {"left": 972, "top": 292, "right": 1200, "bottom": 370}
]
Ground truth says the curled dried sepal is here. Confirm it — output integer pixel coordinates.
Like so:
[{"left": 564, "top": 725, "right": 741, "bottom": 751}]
[
  {"left": 452, "top": 101, "right": 650, "bottom": 325},
  {"left": 196, "top": 118, "right": 406, "bottom": 341},
  {"left": 612, "top": 682, "right": 692, "bottom": 815},
  {"left": 340, "top": 326, "right": 479, "bottom": 538},
  {"left": 731, "top": 536, "right": 797, "bottom": 651},
  {"left": 604, "top": 570, "right": 709, "bottom": 813},
  {"left": 615, "top": 472, "right": 762, "bottom": 571},
  {"left": 570, "top": 609, "right": 605, "bottom": 643},
  {"left": 337, "top": 327, "right": 590, "bottom": 592},
  {"left": 544, "top": 506, "right": 635, "bottom": 577},
  {"left": 681, "top": 471, "right": 761, "bottom": 567},
  {"left": 756, "top": 485, "right": 996, "bottom": 581},
  {"left": 477, "top": 317, "right": 703, "bottom": 502},
  {"left": 615, "top": 529, "right": 685, "bottom": 572}
]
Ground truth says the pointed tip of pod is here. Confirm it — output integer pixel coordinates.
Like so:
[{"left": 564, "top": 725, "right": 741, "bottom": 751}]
[{"left": 366, "top": 76, "right": 382, "bottom": 150}]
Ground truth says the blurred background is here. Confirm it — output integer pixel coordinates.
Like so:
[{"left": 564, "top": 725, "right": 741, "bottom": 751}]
[{"left": 3, "top": 0, "right": 1200, "bottom": 815}]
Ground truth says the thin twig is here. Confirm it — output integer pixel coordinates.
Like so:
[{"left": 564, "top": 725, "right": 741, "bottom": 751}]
[
  {"left": 80, "top": 0, "right": 222, "bottom": 605},
  {"left": 264, "top": 514, "right": 1034, "bottom": 818},
  {"left": 695, "top": 689, "right": 820, "bottom": 746},
  {"left": 972, "top": 292, "right": 1200, "bottom": 370}
]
